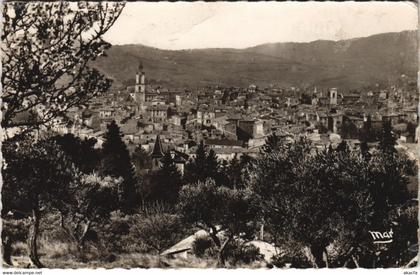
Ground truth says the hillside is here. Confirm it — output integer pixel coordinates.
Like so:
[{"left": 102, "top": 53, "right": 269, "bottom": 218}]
[{"left": 93, "top": 30, "right": 417, "bottom": 90}]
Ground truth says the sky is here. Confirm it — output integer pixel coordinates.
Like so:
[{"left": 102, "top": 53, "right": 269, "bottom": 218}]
[{"left": 103, "top": 1, "right": 418, "bottom": 50}]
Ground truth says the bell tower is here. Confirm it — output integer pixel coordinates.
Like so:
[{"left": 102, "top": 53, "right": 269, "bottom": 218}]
[
  {"left": 134, "top": 62, "right": 146, "bottom": 105},
  {"left": 329, "top": 88, "right": 337, "bottom": 106}
]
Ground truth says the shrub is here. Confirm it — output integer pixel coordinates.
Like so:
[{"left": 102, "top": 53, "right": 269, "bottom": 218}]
[
  {"left": 224, "top": 239, "right": 263, "bottom": 266},
  {"left": 129, "top": 211, "right": 184, "bottom": 254},
  {"left": 95, "top": 211, "right": 132, "bottom": 254},
  {"left": 192, "top": 235, "right": 214, "bottom": 258},
  {"left": 271, "top": 248, "right": 312, "bottom": 268},
  {"left": 2, "top": 218, "right": 29, "bottom": 244}
]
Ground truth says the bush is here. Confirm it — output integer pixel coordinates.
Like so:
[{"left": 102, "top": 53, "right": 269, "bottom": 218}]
[
  {"left": 192, "top": 235, "right": 214, "bottom": 258},
  {"left": 2, "top": 218, "right": 29, "bottom": 244},
  {"left": 129, "top": 211, "right": 184, "bottom": 254},
  {"left": 95, "top": 211, "right": 132, "bottom": 254},
  {"left": 224, "top": 239, "right": 263, "bottom": 266},
  {"left": 271, "top": 249, "right": 312, "bottom": 268}
]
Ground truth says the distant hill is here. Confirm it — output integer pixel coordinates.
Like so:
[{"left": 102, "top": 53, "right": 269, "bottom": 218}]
[{"left": 93, "top": 30, "right": 417, "bottom": 90}]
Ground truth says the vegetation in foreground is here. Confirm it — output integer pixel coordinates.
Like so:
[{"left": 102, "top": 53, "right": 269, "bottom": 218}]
[
  {"left": 2, "top": 120, "right": 418, "bottom": 268},
  {"left": 1, "top": 1, "right": 418, "bottom": 269}
]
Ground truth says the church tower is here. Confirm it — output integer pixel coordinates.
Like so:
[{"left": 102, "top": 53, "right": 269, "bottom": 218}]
[
  {"left": 329, "top": 88, "right": 337, "bottom": 106},
  {"left": 135, "top": 62, "right": 146, "bottom": 104},
  {"left": 151, "top": 134, "right": 164, "bottom": 171}
]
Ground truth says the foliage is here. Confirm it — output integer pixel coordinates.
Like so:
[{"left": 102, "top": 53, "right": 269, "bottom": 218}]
[
  {"left": 89, "top": 211, "right": 133, "bottom": 256},
  {"left": 221, "top": 154, "right": 255, "bottom": 189},
  {"left": 2, "top": 135, "right": 80, "bottom": 267},
  {"left": 2, "top": 135, "right": 78, "bottom": 216},
  {"left": 148, "top": 152, "right": 183, "bottom": 204},
  {"left": 1, "top": 2, "right": 124, "bottom": 130},
  {"left": 129, "top": 212, "right": 184, "bottom": 254},
  {"left": 177, "top": 179, "right": 257, "bottom": 266},
  {"left": 184, "top": 141, "right": 224, "bottom": 185},
  {"left": 378, "top": 205, "right": 418, "bottom": 266},
  {"left": 55, "top": 133, "right": 100, "bottom": 173},
  {"left": 251, "top": 136, "right": 415, "bottom": 267},
  {"left": 57, "top": 173, "right": 122, "bottom": 254},
  {"left": 192, "top": 235, "right": 214, "bottom": 258},
  {"left": 271, "top": 248, "right": 312, "bottom": 268},
  {"left": 132, "top": 145, "right": 152, "bottom": 173},
  {"left": 341, "top": 117, "right": 359, "bottom": 139},
  {"left": 224, "top": 240, "right": 263, "bottom": 266},
  {"left": 261, "top": 133, "right": 281, "bottom": 153},
  {"left": 336, "top": 140, "right": 349, "bottom": 153},
  {"left": 100, "top": 120, "right": 138, "bottom": 211},
  {"left": 379, "top": 120, "right": 397, "bottom": 153}
]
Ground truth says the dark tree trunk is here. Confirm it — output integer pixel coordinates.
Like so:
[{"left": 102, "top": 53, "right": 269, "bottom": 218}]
[
  {"left": 2, "top": 234, "right": 13, "bottom": 266},
  {"left": 28, "top": 207, "right": 43, "bottom": 268},
  {"left": 310, "top": 244, "right": 326, "bottom": 268},
  {"left": 208, "top": 225, "right": 221, "bottom": 248},
  {"left": 77, "top": 220, "right": 91, "bottom": 253},
  {"left": 217, "top": 235, "right": 233, "bottom": 267}
]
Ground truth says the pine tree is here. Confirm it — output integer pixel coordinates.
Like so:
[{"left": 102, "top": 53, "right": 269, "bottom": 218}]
[
  {"left": 262, "top": 133, "right": 281, "bottom": 153},
  {"left": 184, "top": 141, "right": 222, "bottom": 185},
  {"left": 184, "top": 141, "right": 208, "bottom": 184},
  {"left": 55, "top": 133, "right": 100, "bottom": 173},
  {"left": 336, "top": 140, "right": 349, "bottom": 153},
  {"left": 206, "top": 149, "right": 221, "bottom": 181},
  {"left": 132, "top": 145, "right": 151, "bottom": 172},
  {"left": 225, "top": 155, "right": 244, "bottom": 189},
  {"left": 379, "top": 120, "right": 397, "bottom": 154},
  {"left": 100, "top": 120, "right": 138, "bottom": 211},
  {"left": 149, "top": 152, "right": 183, "bottom": 205},
  {"left": 360, "top": 140, "right": 371, "bottom": 161}
]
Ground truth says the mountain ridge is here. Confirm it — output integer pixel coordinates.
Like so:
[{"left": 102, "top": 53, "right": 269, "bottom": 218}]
[{"left": 93, "top": 30, "right": 417, "bottom": 90}]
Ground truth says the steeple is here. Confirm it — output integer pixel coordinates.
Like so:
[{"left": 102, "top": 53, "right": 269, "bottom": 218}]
[
  {"left": 151, "top": 134, "right": 164, "bottom": 171},
  {"left": 134, "top": 61, "right": 146, "bottom": 105},
  {"left": 151, "top": 134, "right": 164, "bottom": 159}
]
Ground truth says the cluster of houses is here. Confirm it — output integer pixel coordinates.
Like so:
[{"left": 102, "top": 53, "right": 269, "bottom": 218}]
[{"left": 43, "top": 65, "right": 418, "bottom": 172}]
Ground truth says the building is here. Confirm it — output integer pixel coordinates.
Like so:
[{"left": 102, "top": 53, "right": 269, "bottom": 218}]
[
  {"left": 129, "top": 63, "right": 147, "bottom": 114},
  {"left": 329, "top": 88, "right": 338, "bottom": 106},
  {"left": 151, "top": 134, "right": 164, "bottom": 171}
]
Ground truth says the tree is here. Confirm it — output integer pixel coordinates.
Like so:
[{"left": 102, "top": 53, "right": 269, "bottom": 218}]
[
  {"left": 341, "top": 117, "right": 358, "bottom": 139},
  {"left": 184, "top": 141, "right": 207, "bottom": 184},
  {"left": 149, "top": 152, "right": 183, "bottom": 205},
  {"left": 55, "top": 133, "right": 100, "bottom": 173},
  {"left": 367, "top": 150, "right": 412, "bottom": 224},
  {"left": 261, "top": 132, "right": 281, "bottom": 153},
  {"left": 132, "top": 145, "right": 151, "bottom": 173},
  {"left": 177, "top": 179, "right": 257, "bottom": 266},
  {"left": 1, "top": 2, "right": 124, "bottom": 130},
  {"left": 2, "top": 136, "right": 79, "bottom": 267},
  {"left": 360, "top": 114, "right": 375, "bottom": 142},
  {"left": 379, "top": 120, "right": 397, "bottom": 153},
  {"left": 100, "top": 121, "right": 138, "bottom": 211},
  {"left": 223, "top": 154, "right": 254, "bottom": 189},
  {"left": 251, "top": 135, "right": 415, "bottom": 267},
  {"left": 336, "top": 140, "right": 349, "bottom": 153},
  {"left": 224, "top": 155, "right": 242, "bottom": 189},
  {"left": 360, "top": 140, "right": 371, "bottom": 161},
  {"left": 57, "top": 173, "right": 121, "bottom": 255},
  {"left": 184, "top": 141, "right": 222, "bottom": 185},
  {"left": 129, "top": 212, "right": 184, "bottom": 254}
]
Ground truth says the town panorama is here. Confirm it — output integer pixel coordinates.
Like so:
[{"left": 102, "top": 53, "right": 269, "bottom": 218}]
[{"left": 1, "top": 1, "right": 418, "bottom": 271}]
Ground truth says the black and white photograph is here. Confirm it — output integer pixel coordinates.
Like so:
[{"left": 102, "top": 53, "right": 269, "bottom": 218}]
[{"left": 1, "top": 1, "right": 419, "bottom": 271}]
